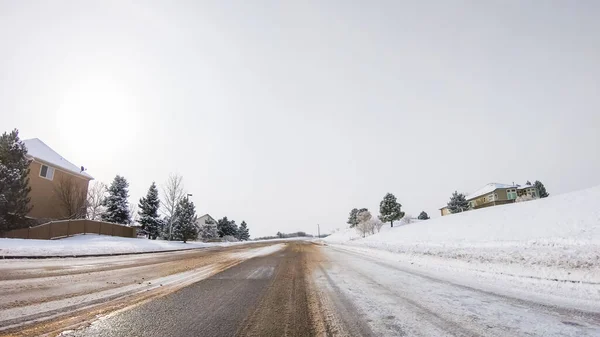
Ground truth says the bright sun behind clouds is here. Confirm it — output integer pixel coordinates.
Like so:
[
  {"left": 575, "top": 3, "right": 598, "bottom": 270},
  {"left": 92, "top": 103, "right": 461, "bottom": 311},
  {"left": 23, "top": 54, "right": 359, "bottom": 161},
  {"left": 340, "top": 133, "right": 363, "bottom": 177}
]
[{"left": 55, "top": 74, "right": 140, "bottom": 155}]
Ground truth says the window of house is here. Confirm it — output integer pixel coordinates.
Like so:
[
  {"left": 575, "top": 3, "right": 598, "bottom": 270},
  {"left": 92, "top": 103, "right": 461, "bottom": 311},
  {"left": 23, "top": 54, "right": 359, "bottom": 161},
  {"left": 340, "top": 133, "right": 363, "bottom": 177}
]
[
  {"left": 507, "top": 189, "right": 517, "bottom": 200},
  {"left": 487, "top": 194, "right": 495, "bottom": 202},
  {"left": 39, "top": 164, "right": 55, "bottom": 180}
]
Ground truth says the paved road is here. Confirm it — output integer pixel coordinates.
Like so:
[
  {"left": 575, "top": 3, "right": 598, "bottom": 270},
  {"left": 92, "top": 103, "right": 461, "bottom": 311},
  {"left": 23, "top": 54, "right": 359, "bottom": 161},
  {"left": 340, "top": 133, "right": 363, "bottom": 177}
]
[{"left": 2, "top": 241, "right": 599, "bottom": 337}]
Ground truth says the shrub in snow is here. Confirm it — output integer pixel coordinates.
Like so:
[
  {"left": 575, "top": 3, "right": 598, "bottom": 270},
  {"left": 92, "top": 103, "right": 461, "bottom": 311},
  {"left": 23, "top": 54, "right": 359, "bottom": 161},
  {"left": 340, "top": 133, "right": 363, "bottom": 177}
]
[
  {"left": 418, "top": 211, "right": 430, "bottom": 220},
  {"left": 223, "top": 235, "right": 239, "bottom": 242},
  {"left": 516, "top": 194, "right": 536, "bottom": 203},
  {"left": 403, "top": 214, "right": 412, "bottom": 224},
  {"left": 373, "top": 218, "right": 384, "bottom": 233},
  {"left": 0, "top": 129, "right": 32, "bottom": 232},
  {"left": 379, "top": 193, "right": 405, "bottom": 227}
]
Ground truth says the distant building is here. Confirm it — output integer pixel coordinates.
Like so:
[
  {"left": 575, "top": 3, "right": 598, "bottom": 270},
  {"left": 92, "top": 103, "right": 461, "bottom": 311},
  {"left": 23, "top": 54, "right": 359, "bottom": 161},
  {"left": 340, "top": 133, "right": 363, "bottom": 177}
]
[
  {"left": 440, "top": 182, "right": 539, "bottom": 216},
  {"left": 195, "top": 214, "right": 217, "bottom": 229},
  {"left": 23, "top": 138, "right": 94, "bottom": 220}
]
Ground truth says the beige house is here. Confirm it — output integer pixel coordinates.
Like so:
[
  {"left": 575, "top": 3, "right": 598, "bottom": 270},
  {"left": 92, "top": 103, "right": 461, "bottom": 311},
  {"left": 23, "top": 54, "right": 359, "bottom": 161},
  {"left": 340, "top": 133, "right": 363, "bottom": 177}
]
[
  {"left": 440, "top": 183, "right": 539, "bottom": 216},
  {"left": 23, "top": 139, "right": 94, "bottom": 220}
]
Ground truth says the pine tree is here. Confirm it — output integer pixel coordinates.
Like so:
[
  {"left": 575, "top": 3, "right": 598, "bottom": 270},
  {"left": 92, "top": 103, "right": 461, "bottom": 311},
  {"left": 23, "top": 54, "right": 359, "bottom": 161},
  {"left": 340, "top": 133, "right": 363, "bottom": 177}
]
[
  {"left": 101, "top": 175, "right": 131, "bottom": 224},
  {"left": 199, "top": 218, "right": 219, "bottom": 241},
  {"left": 171, "top": 197, "right": 198, "bottom": 243},
  {"left": 533, "top": 180, "right": 549, "bottom": 198},
  {"left": 217, "top": 216, "right": 238, "bottom": 237},
  {"left": 230, "top": 220, "right": 239, "bottom": 238},
  {"left": 347, "top": 208, "right": 359, "bottom": 228},
  {"left": 0, "top": 129, "right": 32, "bottom": 232},
  {"left": 378, "top": 193, "right": 405, "bottom": 227},
  {"left": 138, "top": 182, "right": 161, "bottom": 239},
  {"left": 447, "top": 191, "right": 470, "bottom": 213},
  {"left": 418, "top": 211, "right": 429, "bottom": 220},
  {"left": 238, "top": 221, "right": 250, "bottom": 241},
  {"left": 526, "top": 180, "right": 532, "bottom": 186}
]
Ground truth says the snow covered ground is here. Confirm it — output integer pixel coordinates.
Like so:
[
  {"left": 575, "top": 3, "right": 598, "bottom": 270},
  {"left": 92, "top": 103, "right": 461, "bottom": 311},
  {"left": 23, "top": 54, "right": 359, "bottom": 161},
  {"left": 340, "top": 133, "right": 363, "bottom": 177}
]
[
  {"left": 0, "top": 234, "right": 238, "bottom": 257},
  {"left": 324, "top": 185, "right": 600, "bottom": 290}
]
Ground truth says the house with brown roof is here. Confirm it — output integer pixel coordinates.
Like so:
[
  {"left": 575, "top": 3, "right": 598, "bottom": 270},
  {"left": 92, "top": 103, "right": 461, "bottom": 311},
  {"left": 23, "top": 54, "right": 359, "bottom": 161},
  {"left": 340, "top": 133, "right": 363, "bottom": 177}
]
[
  {"left": 440, "top": 182, "right": 539, "bottom": 216},
  {"left": 23, "top": 139, "right": 94, "bottom": 220}
]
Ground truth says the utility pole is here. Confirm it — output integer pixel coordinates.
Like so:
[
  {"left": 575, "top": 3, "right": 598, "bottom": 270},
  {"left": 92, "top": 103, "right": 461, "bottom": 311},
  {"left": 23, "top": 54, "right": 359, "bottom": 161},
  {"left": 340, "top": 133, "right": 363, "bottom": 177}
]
[{"left": 317, "top": 224, "right": 320, "bottom": 238}]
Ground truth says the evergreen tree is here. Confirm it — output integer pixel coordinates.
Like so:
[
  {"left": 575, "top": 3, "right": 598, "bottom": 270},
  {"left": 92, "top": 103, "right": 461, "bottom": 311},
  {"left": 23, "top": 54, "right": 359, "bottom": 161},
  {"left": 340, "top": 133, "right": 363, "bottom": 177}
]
[
  {"left": 217, "top": 216, "right": 238, "bottom": 237},
  {"left": 101, "top": 175, "right": 131, "bottom": 224},
  {"left": 418, "top": 211, "right": 430, "bottom": 220},
  {"left": 138, "top": 182, "right": 161, "bottom": 239},
  {"left": 447, "top": 191, "right": 470, "bottom": 213},
  {"left": 526, "top": 180, "right": 532, "bottom": 186},
  {"left": 238, "top": 221, "right": 250, "bottom": 241},
  {"left": 171, "top": 197, "right": 198, "bottom": 243},
  {"left": 378, "top": 193, "right": 405, "bottom": 227},
  {"left": 0, "top": 129, "right": 32, "bottom": 232},
  {"left": 533, "top": 180, "right": 549, "bottom": 198},
  {"left": 199, "top": 218, "right": 219, "bottom": 241},
  {"left": 347, "top": 208, "right": 359, "bottom": 228},
  {"left": 230, "top": 220, "right": 239, "bottom": 238}
]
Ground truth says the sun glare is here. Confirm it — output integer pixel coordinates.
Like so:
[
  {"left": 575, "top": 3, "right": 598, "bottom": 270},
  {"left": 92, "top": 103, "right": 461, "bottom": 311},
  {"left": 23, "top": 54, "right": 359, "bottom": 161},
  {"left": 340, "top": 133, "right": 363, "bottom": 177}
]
[{"left": 55, "top": 76, "right": 139, "bottom": 154}]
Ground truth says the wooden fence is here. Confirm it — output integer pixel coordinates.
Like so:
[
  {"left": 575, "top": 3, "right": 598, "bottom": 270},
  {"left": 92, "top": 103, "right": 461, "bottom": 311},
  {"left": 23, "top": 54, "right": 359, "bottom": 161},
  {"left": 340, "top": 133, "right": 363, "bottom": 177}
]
[{"left": 0, "top": 220, "right": 136, "bottom": 240}]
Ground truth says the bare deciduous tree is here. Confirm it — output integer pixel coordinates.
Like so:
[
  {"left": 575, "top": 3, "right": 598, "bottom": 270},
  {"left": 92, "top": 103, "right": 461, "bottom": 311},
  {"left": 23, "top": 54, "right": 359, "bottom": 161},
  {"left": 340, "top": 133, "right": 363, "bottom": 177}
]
[
  {"left": 373, "top": 218, "right": 384, "bottom": 233},
  {"left": 129, "top": 203, "right": 139, "bottom": 225},
  {"left": 86, "top": 181, "right": 107, "bottom": 220},
  {"left": 356, "top": 210, "right": 374, "bottom": 238},
  {"left": 54, "top": 176, "right": 87, "bottom": 219},
  {"left": 161, "top": 173, "right": 186, "bottom": 240}
]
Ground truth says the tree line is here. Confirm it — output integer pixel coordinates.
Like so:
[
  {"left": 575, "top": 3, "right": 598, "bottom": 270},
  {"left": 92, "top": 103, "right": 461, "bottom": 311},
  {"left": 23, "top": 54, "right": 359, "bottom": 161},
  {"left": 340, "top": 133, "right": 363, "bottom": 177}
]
[
  {"left": 254, "top": 231, "right": 314, "bottom": 241},
  {"left": 346, "top": 192, "right": 433, "bottom": 238},
  {"left": 0, "top": 129, "right": 252, "bottom": 242}
]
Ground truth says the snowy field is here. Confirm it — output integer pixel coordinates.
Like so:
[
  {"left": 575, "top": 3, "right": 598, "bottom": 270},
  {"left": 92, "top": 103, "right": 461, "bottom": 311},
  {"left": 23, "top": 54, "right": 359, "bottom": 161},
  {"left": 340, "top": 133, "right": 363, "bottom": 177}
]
[
  {"left": 324, "top": 185, "right": 600, "bottom": 291},
  {"left": 0, "top": 234, "right": 238, "bottom": 257}
]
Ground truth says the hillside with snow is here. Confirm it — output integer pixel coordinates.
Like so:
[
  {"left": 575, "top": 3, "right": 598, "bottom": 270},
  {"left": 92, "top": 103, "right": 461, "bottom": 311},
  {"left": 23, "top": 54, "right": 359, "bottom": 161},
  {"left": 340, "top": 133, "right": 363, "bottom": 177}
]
[{"left": 324, "top": 185, "right": 600, "bottom": 288}]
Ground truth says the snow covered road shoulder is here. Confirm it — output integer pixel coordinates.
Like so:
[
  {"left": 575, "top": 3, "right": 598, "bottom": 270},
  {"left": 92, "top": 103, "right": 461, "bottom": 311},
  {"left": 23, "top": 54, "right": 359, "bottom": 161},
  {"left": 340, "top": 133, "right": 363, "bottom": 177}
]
[
  {"left": 0, "top": 234, "right": 238, "bottom": 257},
  {"left": 323, "top": 185, "right": 600, "bottom": 310}
]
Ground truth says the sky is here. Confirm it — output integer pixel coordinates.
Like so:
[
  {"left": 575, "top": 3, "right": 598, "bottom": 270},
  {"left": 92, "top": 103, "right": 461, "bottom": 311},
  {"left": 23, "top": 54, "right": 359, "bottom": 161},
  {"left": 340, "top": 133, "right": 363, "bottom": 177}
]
[{"left": 1, "top": 1, "right": 599, "bottom": 237}]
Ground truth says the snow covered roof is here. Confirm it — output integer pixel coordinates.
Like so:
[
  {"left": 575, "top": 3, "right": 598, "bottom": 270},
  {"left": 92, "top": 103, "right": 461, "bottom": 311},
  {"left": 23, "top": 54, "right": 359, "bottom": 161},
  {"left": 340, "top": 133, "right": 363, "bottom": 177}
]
[
  {"left": 466, "top": 183, "right": 516, "bottom": 201},
  {"left": 23, "top": 138, "right": 93, "bottom": 180}
]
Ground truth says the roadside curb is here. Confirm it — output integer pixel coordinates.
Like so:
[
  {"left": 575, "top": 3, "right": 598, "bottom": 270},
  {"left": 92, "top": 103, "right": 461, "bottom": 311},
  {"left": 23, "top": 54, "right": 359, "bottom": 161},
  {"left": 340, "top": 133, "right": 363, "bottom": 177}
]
[{"left": 0, "top": 246, "right": 212, "bottom": 260}]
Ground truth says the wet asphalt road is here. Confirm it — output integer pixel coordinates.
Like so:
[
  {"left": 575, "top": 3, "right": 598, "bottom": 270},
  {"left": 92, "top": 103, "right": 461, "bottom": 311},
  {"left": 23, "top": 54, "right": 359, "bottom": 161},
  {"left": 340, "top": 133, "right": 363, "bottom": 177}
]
[
  {"left": 66, "top": 242, "right": 320, "bottom": 337},
  {"left": 5, "top": 241, "right": 600, "bottom": 337}
]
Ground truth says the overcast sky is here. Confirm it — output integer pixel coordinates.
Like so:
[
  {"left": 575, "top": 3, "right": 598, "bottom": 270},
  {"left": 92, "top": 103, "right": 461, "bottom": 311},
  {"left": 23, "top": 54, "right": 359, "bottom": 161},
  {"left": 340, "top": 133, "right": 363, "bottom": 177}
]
[{"left": 2, "top": 1, "right": 599, "bottom": 237}]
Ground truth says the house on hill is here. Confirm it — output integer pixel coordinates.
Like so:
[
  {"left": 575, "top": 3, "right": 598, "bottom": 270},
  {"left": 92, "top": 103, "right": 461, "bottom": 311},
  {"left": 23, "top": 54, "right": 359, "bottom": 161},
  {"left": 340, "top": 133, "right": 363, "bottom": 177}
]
[
  {"left": 440, "top": 182, "right": 539, "bottom": 216},
  {"left": 23, "top": 138, "right": 94, "bottom": 220}
]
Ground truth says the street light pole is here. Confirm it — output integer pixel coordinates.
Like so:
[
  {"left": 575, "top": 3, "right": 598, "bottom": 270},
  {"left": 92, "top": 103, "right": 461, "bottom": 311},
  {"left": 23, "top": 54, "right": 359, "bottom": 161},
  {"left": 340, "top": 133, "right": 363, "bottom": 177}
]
[{"left": 317, "top": 224, "right": 320, "bottom": 238}]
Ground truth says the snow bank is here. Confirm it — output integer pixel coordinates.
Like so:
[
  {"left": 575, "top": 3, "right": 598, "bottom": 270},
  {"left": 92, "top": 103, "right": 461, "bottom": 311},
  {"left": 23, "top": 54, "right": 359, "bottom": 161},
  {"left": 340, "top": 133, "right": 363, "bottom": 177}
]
[
  {"left": 0, "top": 234, "right": 236, "bottom": 257},
  {"left": 325, "top": 185, "right": 600, "bottom": 284}
]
